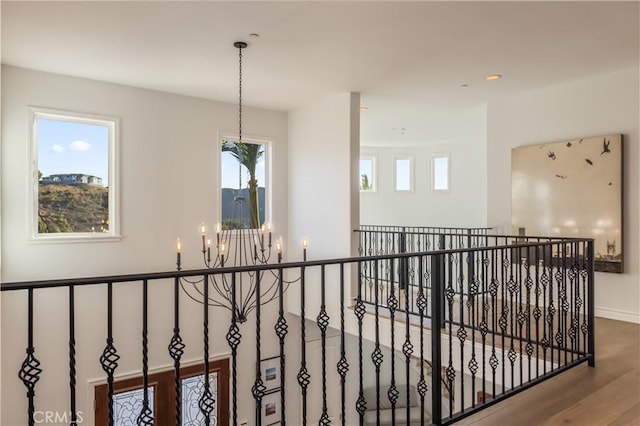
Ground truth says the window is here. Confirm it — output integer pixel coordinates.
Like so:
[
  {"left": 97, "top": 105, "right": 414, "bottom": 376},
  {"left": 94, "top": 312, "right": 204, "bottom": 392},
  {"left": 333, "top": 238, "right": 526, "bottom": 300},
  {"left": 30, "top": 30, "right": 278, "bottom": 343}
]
[
  {"left": 359, "top": 156, "right": 376, "bottom": 192},
  {"left": 95, "top": 359, "right": 229, "bottom": 426},
  {"left": 30, "top": 107, "right": 119, "bottom": 241},
  {"left": 432, "top": 153, "right": 450, "bottom": 191},
  {"left": 220, "top": 137, "right": 270, "bottom": 230},
  {"left": 394, "top": 157, "right": 413, "bottom": 191}
]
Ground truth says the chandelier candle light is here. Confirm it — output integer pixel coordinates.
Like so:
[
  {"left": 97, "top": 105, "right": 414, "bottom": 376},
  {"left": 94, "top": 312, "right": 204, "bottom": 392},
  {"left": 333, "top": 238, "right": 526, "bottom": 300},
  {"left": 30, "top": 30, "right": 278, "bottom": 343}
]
[{"left": 173, "top": 41, "right": 306, "bottom": 323}]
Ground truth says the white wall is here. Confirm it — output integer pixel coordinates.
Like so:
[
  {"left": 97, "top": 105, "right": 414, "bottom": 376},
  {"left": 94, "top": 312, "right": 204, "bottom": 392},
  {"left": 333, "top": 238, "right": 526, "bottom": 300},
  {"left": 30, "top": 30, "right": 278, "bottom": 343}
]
[
  {"left": 1, "top": 66, "right": 290, "bottom": 425},
  {"left": 487, "top": 66, "right": 640, "bottom": 323},
  {"left": 360, "top": 104, "right": 487, "bottom": 227}
]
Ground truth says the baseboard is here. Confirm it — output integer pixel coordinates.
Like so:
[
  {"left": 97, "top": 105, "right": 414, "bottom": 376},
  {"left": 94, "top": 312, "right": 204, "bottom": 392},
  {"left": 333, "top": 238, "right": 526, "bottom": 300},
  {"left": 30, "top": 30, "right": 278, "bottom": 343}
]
[{"left": 595, "top": 306, "right": 640, "bottom": 324}]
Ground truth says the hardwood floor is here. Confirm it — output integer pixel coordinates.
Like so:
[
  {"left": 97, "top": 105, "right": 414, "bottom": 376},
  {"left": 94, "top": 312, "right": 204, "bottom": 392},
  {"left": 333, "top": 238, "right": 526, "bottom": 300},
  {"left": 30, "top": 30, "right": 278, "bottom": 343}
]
[{"left": 455, "top": 317, "right": 640, "bottom": 425}]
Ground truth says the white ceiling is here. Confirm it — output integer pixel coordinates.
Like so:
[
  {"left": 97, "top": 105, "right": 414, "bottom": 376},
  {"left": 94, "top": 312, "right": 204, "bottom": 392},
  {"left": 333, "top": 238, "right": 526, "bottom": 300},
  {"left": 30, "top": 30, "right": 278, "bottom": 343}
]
[{"left": 2, "top": 1, "right": 639, "bottom": 145}]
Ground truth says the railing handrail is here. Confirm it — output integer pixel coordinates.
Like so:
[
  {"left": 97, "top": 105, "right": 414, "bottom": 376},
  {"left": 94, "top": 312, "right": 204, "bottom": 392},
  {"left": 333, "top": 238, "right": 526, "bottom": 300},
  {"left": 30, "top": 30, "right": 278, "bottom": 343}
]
[
  {"left": 1, "top": 237, "right": 594, "bottom": 292},
  {"left": 355, "top": 228, "right": 593, "bottom": 242}
]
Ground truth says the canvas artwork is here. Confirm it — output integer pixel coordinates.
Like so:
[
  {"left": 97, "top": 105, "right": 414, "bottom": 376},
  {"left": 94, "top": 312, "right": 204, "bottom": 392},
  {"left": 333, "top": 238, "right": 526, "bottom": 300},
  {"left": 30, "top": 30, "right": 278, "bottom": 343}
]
[{"left": 511, "top": 134, "right": 623, "bottom": 273}]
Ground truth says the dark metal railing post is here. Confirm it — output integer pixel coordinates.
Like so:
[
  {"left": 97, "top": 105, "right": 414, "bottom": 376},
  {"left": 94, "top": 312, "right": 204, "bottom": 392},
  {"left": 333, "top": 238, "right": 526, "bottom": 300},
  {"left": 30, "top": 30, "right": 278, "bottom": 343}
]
[
  {"left": 227, "top": 273, "right": 241, "bottom": 426},
  {"left": 338, "top": 263, "right": 349, "bottom": 426},
  {"left": 587, "top": 240, "right": 596, "bottom": 367},
  {"left": 68, "top": 285, "right": 78, "bottom": 425},
  {"left": 19, "top": 288, "right": 41, "bottom": 426},
  {"left": 275, "top": 266, "right": 288, "bottom": 425},
  {"left": 99, "top": 283, "right": 119, "bottom": 426},
  {"left": 354, "top": 260, "right": 367, "bottom": 426},
  {"left": 137, "top": 279, "right": 153, "bottom": 425},
  {"left": 169, "top": 277, "right": 184, "bottom": 426},
  {"left": 296, "top": 265, "right": 309, "bottom": 426},
  {"left": 317, "top": 265, "right": 330, "bottom": 425},
  {"left": 199, "top": 274, "right": 215, "bottom": 424},
  {"left": 252, "top": 271, "right": 265, "bottom": 426},
  {"left": 431, "top": 253, "right": 444, "bottom": 425}
]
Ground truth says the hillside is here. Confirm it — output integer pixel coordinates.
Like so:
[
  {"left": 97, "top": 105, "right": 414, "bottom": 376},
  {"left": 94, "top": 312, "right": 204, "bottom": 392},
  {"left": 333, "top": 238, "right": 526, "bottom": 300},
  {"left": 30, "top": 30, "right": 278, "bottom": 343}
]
[
  {"left": 221, "top": 187, "right": 265, "bottom": 228},
  {"left": 38, "top": 183, "right": 109, "bottom": 233}
]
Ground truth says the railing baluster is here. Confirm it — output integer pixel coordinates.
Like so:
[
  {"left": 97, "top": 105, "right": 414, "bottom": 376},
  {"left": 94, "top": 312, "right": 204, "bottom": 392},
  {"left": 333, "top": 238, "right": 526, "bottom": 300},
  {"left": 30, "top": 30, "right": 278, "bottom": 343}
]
[
  {"left": 354, "top": 261, "right": 367, "bottom": 426},
  {"left": 275, "top": 266, "right": 288, "bottom": 425},
  {"left": 19, "top": 288, "right": 41, "bottom": 426},
  {"left": 295, "top": 264, "right": 308, "bottom": 426},
  {"left": 317, "top": 265, "right": 330, "bottom": 425},
  {"left": 199, "top": 274, "right": 215, "bottom": 424},
  {"left": 387, "top": 258, "right": 398, "bottom": 425},
  {"left": 99, "top": 282, "right": 119, "bottom": 426},
  {"left": 227, "top": 272, "right": 241, "bottom": 426},
  {"left": 338, "top": 263, "right": 349, "bottom": 426},
  {"left": 403, "top": 253, "right": 412, "bottom": 425},
  {"left": 587, "top": 240, "right": 596, "bottom": 367},
  {"left": 252, "top": 271, "right": 265, "bottom": 426},
  {"left": 137, "top": 279, "right": 153, "bottom": 425},
  {"left": 169, "top": 277, "right": 184, "bottom": 426},
  {"left": 431, "top": 253, "right": 443, "bottom": 425},
  {"left": 372, "top": 259, "right": 382, "bottom": 426},
  {"left": 69, "top": 284, "right": 78, "bottom": 425}
]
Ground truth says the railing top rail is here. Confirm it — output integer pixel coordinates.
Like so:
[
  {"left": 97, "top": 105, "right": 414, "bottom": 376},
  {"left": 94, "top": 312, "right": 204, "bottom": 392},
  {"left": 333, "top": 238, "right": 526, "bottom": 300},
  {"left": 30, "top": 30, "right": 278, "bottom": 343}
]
[
  {"left": 354, "top": 228, "right": 592, "bottom": 242},
  {"left": 2, "top": 237, "right": 593, "bottom": 292}
]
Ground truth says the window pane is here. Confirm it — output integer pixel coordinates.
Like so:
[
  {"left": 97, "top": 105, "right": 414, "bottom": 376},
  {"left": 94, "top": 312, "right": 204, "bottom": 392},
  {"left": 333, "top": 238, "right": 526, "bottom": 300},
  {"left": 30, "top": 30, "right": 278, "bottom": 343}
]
[
  {"left": 221, "top": 140, "right": 266, "bottom": 229},
  {"left": 433, "top": 156, "right": 449, "bottom": 191},
  {"left": 360, "top": 158, "right": 374, "bottom": 191},
  {"left": 395, "top": 158, "right": 411, "bottom": 191},
  {"left": 113, "top": 387, "right": 154, "bottom": 425},
  {"left": 182, "top": 372, "right": 218, "bottom": 426},
  {"left": 37, "top": 117, "right": 110, "bottom": 233}
]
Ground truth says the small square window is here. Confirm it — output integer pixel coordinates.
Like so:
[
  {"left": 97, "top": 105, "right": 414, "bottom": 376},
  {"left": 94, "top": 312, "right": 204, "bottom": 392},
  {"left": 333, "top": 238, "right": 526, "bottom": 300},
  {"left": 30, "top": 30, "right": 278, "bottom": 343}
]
[
  {"left": 432, "top": 153, "right": 450, "bottom": 191},
  {"left": 360, "top": 157, "right": 376, "bottom": 192},
  {"left": 30, "top": 107, "right": 120, "bottom": 241}
]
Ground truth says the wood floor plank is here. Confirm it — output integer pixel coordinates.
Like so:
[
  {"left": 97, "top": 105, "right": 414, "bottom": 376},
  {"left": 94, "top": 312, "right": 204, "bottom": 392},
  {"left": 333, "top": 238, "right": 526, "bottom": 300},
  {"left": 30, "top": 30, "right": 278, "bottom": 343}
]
[{"left": 456, "top": 318, "right": 640, "bottom": 426}]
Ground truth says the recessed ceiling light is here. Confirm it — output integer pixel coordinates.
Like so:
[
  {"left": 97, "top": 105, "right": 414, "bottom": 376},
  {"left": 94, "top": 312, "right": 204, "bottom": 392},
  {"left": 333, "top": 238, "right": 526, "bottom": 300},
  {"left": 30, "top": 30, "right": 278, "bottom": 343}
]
[
  {"left": 461, "top": 84, "right": 469, "bottom": 87},
  {"left": 360, "top": 106, "right": 368, "bottom": 112},
  {"left": 486, "top": 74, "right": 502, "bottom": 81},
  {"left": 250, "top": 33, "right": 260, "bottom": 38}
]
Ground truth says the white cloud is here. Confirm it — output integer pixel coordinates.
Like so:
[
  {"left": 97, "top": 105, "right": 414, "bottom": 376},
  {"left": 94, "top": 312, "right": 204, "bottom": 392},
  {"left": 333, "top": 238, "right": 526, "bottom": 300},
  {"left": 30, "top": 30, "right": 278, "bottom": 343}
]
[
  {"left": 52, "top": 144, "right": 64, "bottom": 153},
  {"left": 69, "top": 140, "right": 91, "bottom": 151}
]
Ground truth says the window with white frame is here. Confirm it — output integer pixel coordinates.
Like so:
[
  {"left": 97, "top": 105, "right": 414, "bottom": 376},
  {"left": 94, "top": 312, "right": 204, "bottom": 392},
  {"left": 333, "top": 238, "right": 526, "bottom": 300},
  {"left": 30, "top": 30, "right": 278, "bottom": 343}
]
[
  {"left": 432, "top": 153, "right": 450, "bottom": 191},
  {"left": 220, "top": 136, "right": 270, "bottom": 230},
  {"left": 359, "top": 156, "right": 376, "bottom": 192},
  {"left": 30, "top": 107, "right": 119, "bottom": 240},
  {"left": 394, "top": 157, "right": 413, "bottom": 191}
]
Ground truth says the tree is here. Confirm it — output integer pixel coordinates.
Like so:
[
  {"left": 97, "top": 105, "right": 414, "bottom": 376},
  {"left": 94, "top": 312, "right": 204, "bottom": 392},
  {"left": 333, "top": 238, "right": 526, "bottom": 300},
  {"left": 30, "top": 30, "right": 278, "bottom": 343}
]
[
  {"left": 361, "top": 174, "right": 372, "bottom": 190},
  {"left": 221, "top": 140, "right": 264, "bottom": 229}
]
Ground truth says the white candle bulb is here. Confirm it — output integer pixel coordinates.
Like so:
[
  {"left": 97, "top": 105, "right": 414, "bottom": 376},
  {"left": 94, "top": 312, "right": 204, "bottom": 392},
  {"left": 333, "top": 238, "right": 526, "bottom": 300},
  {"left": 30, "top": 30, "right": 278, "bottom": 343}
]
[
  {"left": 200, "top": 223, "right": 206, "bottom": 235},
  {"left": 176, "top": 238, "right": 182, "bottom": 253},
  {"left": 302, "top": 237, "right": 308, "bottom": 249}
]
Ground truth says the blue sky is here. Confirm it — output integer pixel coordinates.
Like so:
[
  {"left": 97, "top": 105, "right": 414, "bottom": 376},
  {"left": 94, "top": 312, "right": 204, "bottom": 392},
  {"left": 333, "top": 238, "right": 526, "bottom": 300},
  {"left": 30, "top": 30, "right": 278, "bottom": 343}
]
[
  {"left": 37, "top": 118, "right": 109, "bottom": 185},
  {"left": 220, "top": 143, "right": 266, "bottom": 189}
]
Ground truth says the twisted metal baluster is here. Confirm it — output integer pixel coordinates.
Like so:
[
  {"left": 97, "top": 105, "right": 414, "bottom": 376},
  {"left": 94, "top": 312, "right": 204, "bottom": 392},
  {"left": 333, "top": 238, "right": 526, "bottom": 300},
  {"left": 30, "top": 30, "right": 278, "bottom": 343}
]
[
  {"left": 337, "top": 263, "right": 349, "bottom": 426},
  {"left": 199, "top": 275, "right": 215, "bottom": 424},
  {"left": 227, "top": 273, "right": 242, "bottom": 426},
  {"left": 69, "top": 285, "right": 78, "bottom": 425},
  {"left": 100, "top": 283, "right": 119, "bottom": 426},
  {"left": 316, "top": 265, "right": 331, "bottom": 426},
  {"left": 19, "top": 288, "right": 42, "bottom": 426},
  {"left": 354, "top": 261, "right": 367, "bottom": 426},
  {"left": 137, "top": 280, "right": 153, "bottom": 426},
  {"left": 296, "top": 265, "right": 309, "bottom": 426},
  {"left": 252, "top": 272, "right": 266, "bottom": 426},
  {"left": 169, "top": 277, "right": 185, "bottom": 426},
  {"left": 275, "top": 267, "right": 288, "bottom": 425}
]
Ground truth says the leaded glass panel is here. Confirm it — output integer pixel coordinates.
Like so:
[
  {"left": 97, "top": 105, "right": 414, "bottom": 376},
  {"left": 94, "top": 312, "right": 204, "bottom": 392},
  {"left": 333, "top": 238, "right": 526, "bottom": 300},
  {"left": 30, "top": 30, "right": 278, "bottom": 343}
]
[
  {"left": 182, "top": 372, "right": 218, "bottom": 426},
  {"left": 113, "top": 387, "right": 154, "bottom": 425}
]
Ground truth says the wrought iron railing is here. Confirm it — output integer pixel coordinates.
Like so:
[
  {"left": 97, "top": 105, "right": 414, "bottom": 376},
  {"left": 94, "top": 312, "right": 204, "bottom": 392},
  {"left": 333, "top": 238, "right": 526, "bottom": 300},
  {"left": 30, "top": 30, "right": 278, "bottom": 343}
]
[{"left": 2, "top": 236, "right": 594, "bottom": 426}]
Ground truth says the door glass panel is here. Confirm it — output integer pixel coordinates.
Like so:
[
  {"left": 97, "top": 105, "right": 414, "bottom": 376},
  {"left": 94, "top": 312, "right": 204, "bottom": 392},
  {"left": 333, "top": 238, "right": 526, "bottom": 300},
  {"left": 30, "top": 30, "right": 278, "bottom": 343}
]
[
  {"left": 113, "top": 387, "right": 155, "bottom": 425},
  {"left": 182, "top": 372, "right": 218, "bottom": 426}
]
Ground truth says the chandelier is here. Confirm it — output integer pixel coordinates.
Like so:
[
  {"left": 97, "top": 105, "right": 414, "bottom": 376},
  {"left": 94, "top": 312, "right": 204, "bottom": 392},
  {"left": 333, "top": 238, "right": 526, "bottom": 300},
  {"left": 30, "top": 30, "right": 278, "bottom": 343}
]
[{"left": 174, "top": 41, "right": 306, "bottom": 323}]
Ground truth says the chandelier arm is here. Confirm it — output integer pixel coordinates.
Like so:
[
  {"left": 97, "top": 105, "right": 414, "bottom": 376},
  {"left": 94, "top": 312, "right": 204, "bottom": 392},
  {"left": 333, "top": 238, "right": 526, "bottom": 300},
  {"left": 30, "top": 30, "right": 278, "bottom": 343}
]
[
  {"left": 210, "top": 276, "right": 232, "bottom": 300},
  {"left": 179, "top": 280, "right": 233, "bottom": 311},
  {"left": 180, "top": 276, "right": 205, "bottom": 285}
]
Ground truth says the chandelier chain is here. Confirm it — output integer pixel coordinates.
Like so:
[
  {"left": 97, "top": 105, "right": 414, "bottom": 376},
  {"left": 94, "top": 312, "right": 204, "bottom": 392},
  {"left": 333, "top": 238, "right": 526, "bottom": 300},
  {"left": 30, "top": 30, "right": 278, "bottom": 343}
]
[{"left": 238, "top": 45, "right": 243, "bottom": 144}]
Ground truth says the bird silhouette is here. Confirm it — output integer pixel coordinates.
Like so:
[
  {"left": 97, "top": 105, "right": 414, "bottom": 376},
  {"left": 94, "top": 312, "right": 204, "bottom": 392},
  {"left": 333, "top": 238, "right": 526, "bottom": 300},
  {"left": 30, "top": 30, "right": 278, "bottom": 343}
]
[
  {"left": 555, "top": 174, "right": 567, "bottom": 179},
  {"left": 585, "top": 159, "right": 593, "bottom": 165},
  {"left": 548, "top": 151, "right": 556, "bottom": 160},
  {"left": 601, "top": 138, "right": 611, "bottom": 155}
]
